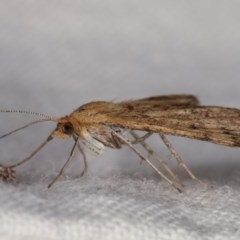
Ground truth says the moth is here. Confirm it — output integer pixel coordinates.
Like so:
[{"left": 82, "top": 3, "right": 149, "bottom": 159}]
[{"left": 1, "top": 94, "right": 240, "bottom": 192}]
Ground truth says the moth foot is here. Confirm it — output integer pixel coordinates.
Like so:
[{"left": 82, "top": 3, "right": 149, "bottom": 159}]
[{"left": 0, "top": 164, "right": 16, "bottom": 182}]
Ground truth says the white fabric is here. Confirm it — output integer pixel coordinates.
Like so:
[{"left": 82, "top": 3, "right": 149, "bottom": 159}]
[{"left": 0, "top": 1, "right": 240, "bottom": 239}]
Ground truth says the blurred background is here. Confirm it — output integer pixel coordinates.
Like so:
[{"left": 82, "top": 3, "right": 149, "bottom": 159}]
[
  {"left": 0, "top": 0, "right": 240, "bottom": 182},
  {"left": 1, "top": 2, "right": 240, "bottom": 239}
]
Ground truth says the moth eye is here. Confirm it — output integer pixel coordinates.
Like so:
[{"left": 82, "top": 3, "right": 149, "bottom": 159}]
[{"left": 62, "top": 122, "right": 74, "bottom": 135}]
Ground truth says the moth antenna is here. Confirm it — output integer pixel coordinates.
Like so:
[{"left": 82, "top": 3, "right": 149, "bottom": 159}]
[
  {"left": 0, "top": 119, "right": 58, "bottom": 140},
  {"left": 0, "top": 109, "right": 58, "bottom": 120}
]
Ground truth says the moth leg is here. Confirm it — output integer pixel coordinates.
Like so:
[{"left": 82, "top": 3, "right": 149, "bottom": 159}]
[
  {"left": 48, "top": 137, "right": 78, "bottom": 188},
  {"left": 130, "top": 131, "right": 184, "bottom": 188},
  {"left": 8, "top": 132, "right": 54, "bottom": 168},
  {"left": 110, "top": 131, "right": 123, "bottom": 148},
  {"left": 131, "top": 132, "right": 153, "bottom": 144},
  {"left": 0, "top": 164, "right": 16, "bottom": 182},
  {"left": 112, "top": 131, "right": 183, "bottom": 192},
  {"left": 73, "top": 135, "right": 88, "bottom": 176},
  {"left": 159, "top": 133, "right": 206, "bottom": 186},
  {"left": 77, "top": 143, "right": 88, "bottom": 177}
]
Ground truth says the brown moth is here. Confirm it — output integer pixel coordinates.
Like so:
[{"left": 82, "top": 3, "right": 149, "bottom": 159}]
[{"left": 1, "top": 94, "right": 240, "bottom": 192}]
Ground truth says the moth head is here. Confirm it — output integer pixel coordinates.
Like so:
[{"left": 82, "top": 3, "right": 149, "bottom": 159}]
[{"left": 52, "top": 117, "right": 75, "bottom": 139}]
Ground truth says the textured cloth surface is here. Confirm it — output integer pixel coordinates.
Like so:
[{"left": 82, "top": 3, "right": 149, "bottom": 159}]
[{"left": 1, "top": 1, "right": 240, "bottom": 240}]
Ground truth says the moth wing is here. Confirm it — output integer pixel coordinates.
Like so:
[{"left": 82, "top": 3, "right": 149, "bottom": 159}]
[
  {"left": 130, "top": 94, "right": 199, "bottom": 106},
  {"left": 107, "top": 106, "right": 240, "bottom": 147},
  {"left": 120, "top": 94, "right": 199, "bottom": 110},
  {"left": 75, "top": 94, "right": 199, "bottom": 114}
]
